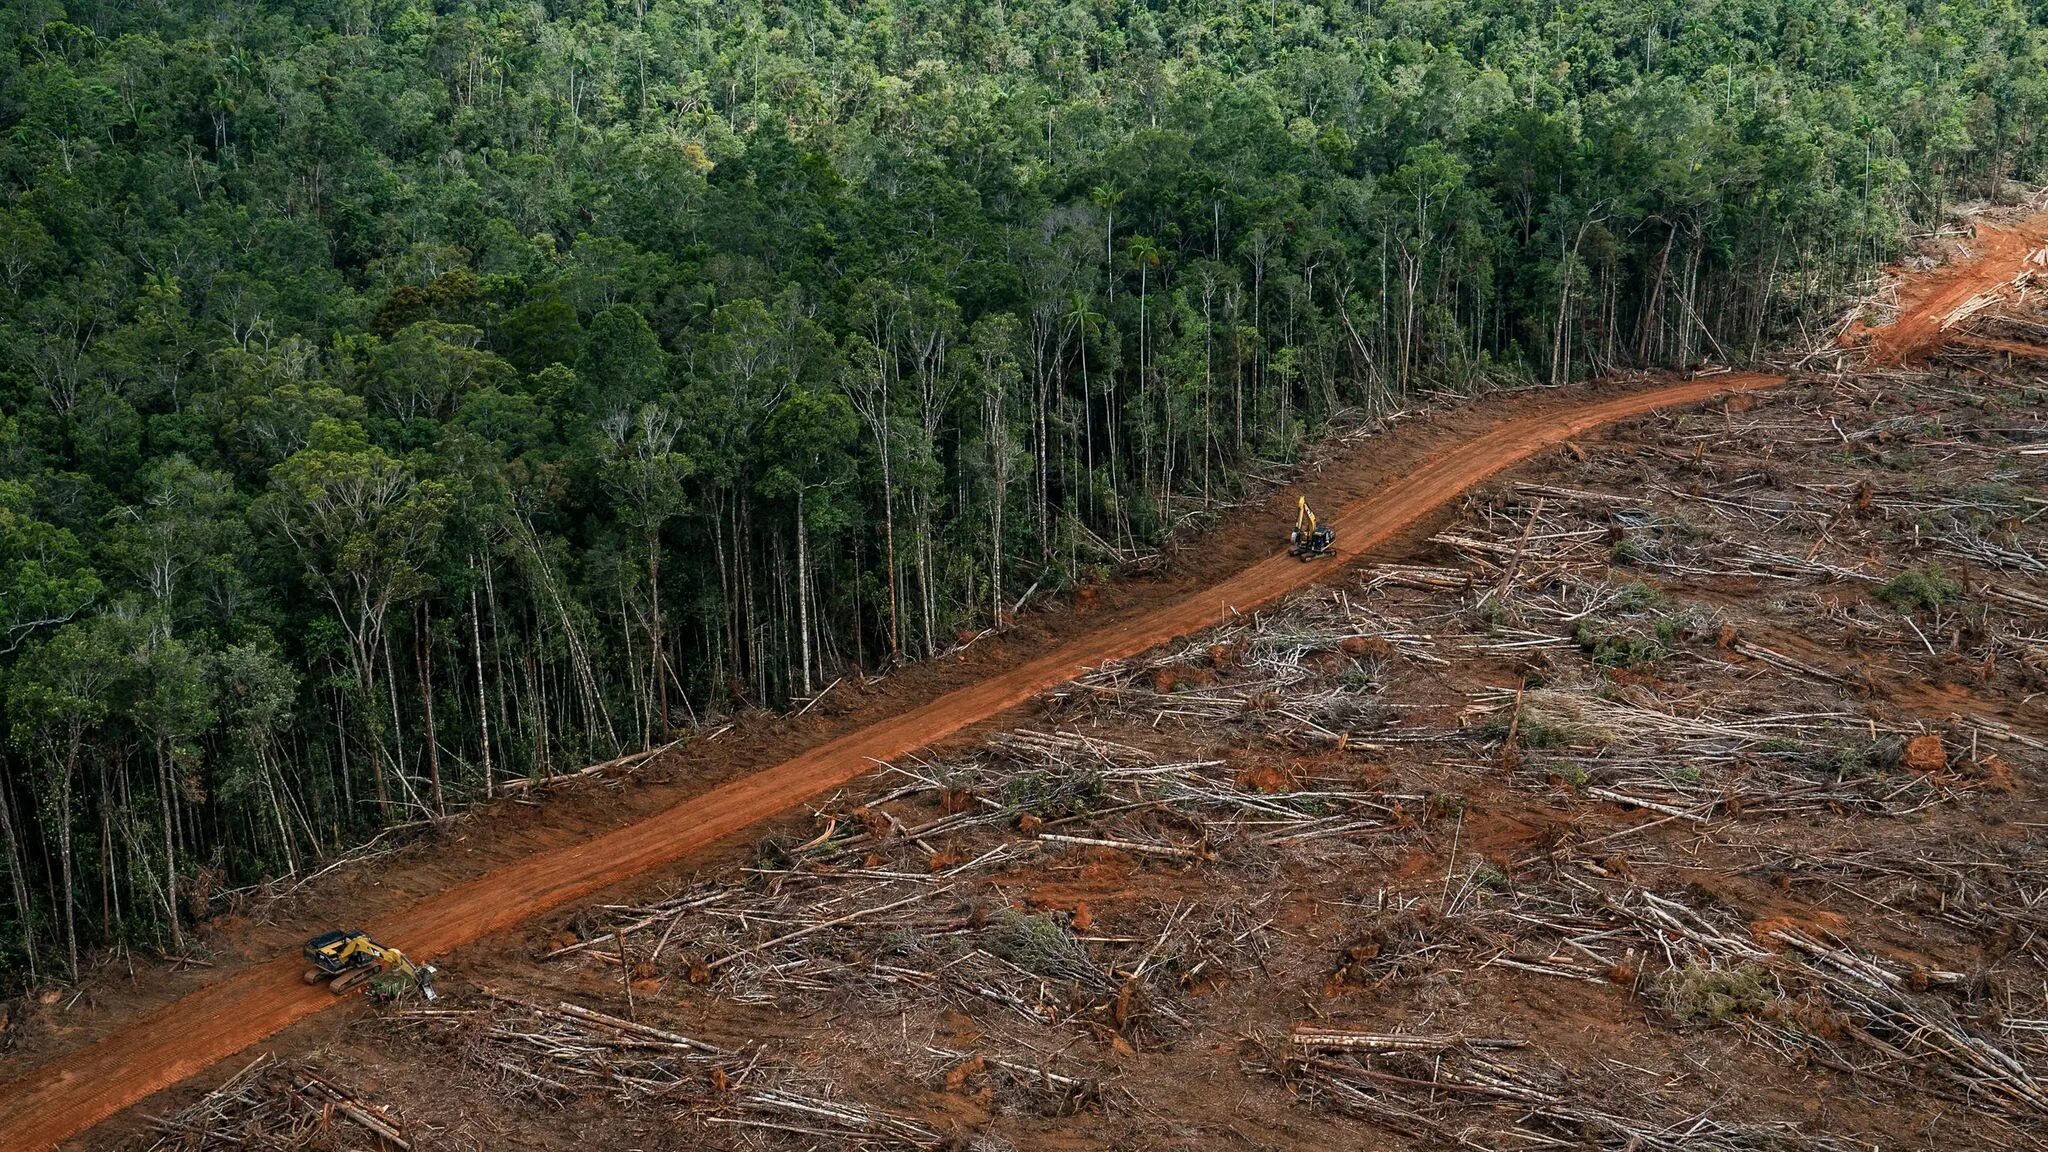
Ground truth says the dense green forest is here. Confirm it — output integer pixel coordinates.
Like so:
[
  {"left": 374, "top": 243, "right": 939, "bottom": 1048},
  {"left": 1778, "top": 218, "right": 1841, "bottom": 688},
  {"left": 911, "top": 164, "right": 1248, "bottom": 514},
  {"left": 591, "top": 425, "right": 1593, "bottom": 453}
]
[{"left": 1, "top": 0, "right": 2043, "bottom": 981}]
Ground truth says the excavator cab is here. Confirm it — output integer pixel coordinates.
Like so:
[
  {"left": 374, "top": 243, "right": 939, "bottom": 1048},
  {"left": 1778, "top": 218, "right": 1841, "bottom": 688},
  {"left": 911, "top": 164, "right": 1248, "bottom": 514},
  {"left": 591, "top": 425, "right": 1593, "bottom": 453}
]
[
  {"left": 303, "top": 929, "right": 437, "bottom": 1001},
  {"left": 1289, "top": 496, "right": 1335, "bottom": 560}
]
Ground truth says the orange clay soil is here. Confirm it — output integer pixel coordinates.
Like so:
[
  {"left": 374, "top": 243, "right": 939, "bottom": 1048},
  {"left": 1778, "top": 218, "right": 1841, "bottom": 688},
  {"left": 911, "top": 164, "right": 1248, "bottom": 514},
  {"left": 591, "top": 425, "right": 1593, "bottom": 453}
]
[
  {"left": 1947, "top": 332, "right": 2048, "bottom": 361},
  {"left": 1850, "top": 216, "right": 2048, "bottom": 364},
  {"left": 0, "top": 371, "right": 1784, "bottom": 1152}
]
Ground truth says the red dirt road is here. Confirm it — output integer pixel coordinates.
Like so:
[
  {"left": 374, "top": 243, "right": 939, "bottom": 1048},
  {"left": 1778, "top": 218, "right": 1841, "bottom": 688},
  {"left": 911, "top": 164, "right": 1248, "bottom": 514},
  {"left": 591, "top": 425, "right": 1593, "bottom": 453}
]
[
  {"left": 1852, "top": 218, "right": 2048, "bottom": 364},
  {"left": 0, "top": 373, "right": 1783, "bottom": 1152}
]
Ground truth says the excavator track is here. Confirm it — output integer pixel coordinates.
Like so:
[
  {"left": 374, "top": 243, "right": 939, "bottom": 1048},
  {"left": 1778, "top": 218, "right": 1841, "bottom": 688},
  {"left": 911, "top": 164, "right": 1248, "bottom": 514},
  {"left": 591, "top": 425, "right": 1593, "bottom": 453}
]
[{"left": 326, "top": 968, "right": 374, "bottom": 995}]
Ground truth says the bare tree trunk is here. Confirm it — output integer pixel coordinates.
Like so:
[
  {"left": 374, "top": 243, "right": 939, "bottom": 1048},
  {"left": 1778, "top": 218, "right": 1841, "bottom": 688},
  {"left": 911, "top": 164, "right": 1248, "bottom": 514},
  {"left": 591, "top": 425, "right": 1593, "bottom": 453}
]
[
  {"left": 1638, "top": 223, "right": 1676, "bottom": 365},
  {"left": 58, "top": 737, "right": 79, "bottom": 977},
  {"left": 258, "top": 741, "right": 300, "bottom": 876},
  {"left": 470, "top": 574, "right": 494, "bottom": 798},
  {"left": 0, "top": 776, "right": 37, "bottom": 979},
  {"left": 985, "top": 382, "right": 1006, "bottom": 622},
  {"left": 382, "top": 639, "right": 415, "bottom": 811},
  {"left": 416, "top": 606, "right": 443, "bottom": 814},
  {"left": 156, "top": 735, "right": 181, "bottom": 951},
  {"left": 795, "top": 486, "right": 813, "bottom": 696},
  {"left": 648, "top": 531, "right": 666, "bottom": 741},
  {"left": 352, "top": 640, "right": 389, "bottom": 818}
]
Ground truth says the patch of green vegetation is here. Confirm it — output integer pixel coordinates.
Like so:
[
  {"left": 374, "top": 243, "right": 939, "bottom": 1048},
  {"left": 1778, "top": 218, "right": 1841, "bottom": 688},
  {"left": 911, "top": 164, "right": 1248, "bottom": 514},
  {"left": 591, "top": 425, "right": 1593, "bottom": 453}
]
[
  {"left": 983, "top": 910, "right": 1092, "bottom": 979},
  {"left": 1003, "top": 768, "right": 1106, "bottom": 819},
  {"left": 1961, "top": 481, "right": 2026, "bottom": 514},
  {"left": 1471, "top": 864, "right": 1509, "bottom": 891},
  {"left": 1574, "top": 621, "right": 1667, "bottom": 668},
  {"left": 1481, "top": 710, "right": 1580, "bottom": 749},
  {"left": 1486, "top": 691, "right": 1617, "bottom": 750},
  {"left": 1657, "top": 962, "right": 1775, "bottom": 1024},
  {"left": 1800, "top": 742, "right": 1883, "bottom": 779},
  {"left": 1427, "top": 791, "right": 1467, "bottom": 818},
  {"left": 755, "top": 837, "right": 795, "bottom": 868},
  {"left": 1609, "top": 536, "right": 1651, "bottom": 565},
  {"left": 1612, "top": 581, "right": 1665, "bottom": 613},
  {"left": 1875, "top": 564, "right": 1961, "bottom": 612},
  {"left": 1554, "top": 763, "right": 1591, "bottom": 790},
  {"left": 1472, "top": 597, "right": 1522, "bottom": 633},
  {"left": 1522, "top": 718, "right": 1586, "bottom": 748},
  {"left": 1339, "top": 662, "right": 1382, "bottom": 693}
]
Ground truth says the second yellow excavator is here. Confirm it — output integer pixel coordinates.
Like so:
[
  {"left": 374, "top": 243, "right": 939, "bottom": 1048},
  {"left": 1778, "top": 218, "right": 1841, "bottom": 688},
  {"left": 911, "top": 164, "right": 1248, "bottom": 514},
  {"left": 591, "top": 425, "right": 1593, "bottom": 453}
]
[{"left": 1288, "top": 496, "right": 1336, "bottom": 560}]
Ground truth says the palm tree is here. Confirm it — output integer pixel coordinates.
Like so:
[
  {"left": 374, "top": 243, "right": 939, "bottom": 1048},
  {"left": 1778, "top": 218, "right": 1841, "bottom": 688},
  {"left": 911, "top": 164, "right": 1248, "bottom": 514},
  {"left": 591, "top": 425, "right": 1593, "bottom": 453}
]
[
  {"left": 1089, "top": 183, "right": 1125, "bottom": 302},
  {"left": 1063, "top": 290, "right": 1111, "bottom": 535}
]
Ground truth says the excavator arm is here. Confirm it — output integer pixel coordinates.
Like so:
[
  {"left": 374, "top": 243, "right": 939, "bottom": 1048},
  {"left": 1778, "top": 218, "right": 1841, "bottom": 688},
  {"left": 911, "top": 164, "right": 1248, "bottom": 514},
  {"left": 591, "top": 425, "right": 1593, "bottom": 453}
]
[{"left": 1288, "top": 495, "right": 1335, "bottom": 560}]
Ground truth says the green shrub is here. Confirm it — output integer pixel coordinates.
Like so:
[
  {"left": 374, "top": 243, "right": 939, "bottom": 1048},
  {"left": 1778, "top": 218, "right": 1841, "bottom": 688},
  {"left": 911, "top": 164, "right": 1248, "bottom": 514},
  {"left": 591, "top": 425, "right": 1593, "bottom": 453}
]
[
  {"left": 1004, "top": 768, "right": 1105, "bottom": 818},
  {"left": 983, "top": 910, "right": 1093, "bottom": 980},
  {"left": 1575, "top": 622, "right": 1666, "bottom": 668},
  {"left": 1612, "top": 581, "right": 1665, "bottom": 612},
  {"left": 1875, "top": 564, "right": 1960, "bottom": 611},
  {"left": 1657, "top": 962, "right": 1774, "bottom": 1024}
]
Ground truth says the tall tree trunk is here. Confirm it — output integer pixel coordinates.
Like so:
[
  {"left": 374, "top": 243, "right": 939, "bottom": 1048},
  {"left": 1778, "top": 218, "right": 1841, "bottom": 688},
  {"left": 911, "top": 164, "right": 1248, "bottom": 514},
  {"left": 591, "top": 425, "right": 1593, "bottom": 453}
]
[
  {"left": 0, "top": 776, "right": 37, "bottom": 979},
  {"left": 352, "top": 640, "right": 389, "bottom": 818},
  {"left": 795, "top": 487, "right": 813, "bottom": 696},
  {"left": 416, "top": 606, "right": 443, "bottom": 814},
  {"left": 470, "top": 573, "right": 494, "bottom": 798},
  {"left": 382, "top": 638, "right": 420, "bottom": 812},
  {"left": 156, "top": 734, "right": 181, "bottom": 951},
  {"left": 648, "top": 530, "right": 666, "bottom": 742},
  {"left": 986, "top": 383, "right": 1007, "bottom": 622},
  {"left": 58, "top": 736, "right": 79, "bottom": 977}
]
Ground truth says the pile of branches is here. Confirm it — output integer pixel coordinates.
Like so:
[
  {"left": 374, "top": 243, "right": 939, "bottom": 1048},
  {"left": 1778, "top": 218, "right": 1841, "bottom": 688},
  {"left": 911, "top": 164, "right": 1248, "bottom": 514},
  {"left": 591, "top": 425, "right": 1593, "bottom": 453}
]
[
  {"left": 1429, "top": 487, "right": 1879, "bottom": 595},
  {"left": 138, "top": 1055, "right": 410, "bottom": 1151},
  {"left": 1475, "top": 685, "right": 1951, "bottom": 822},
  {"left": 1044, "top": 587, "right": 1441, "bottom": 744},
  {"left": 1279, "top": 1029, "right": 1869, "bottom": 1152},
  {"left": 1452, "top": 875, "right": 2048, "bottom": 1120},
  {"left": 1316, "top": 872, "right": 2047, "bottom": 1124},
  {"left": 544, "top": 731, "right": 1338, "bottom": 1037},
  {"left": 404, "top": 998, "right": 941, "bottom": 1149},
  {"left": 1742, "top": 834, "right": 2048, "bottom": 987},
  {"left": 1456, "top": 468, "right": 2046, "bottom": 646}
]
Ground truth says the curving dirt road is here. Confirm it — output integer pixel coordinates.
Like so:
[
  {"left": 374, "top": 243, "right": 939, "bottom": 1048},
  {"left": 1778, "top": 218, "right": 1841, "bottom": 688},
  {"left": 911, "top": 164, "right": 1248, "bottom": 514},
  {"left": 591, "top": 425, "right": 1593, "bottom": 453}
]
[
  {"left": 0, "top": 372, "right": 1783, "bottom": 1152},
  {"left": 1852, "top": 217, "right": 2048, "bottom": 364}
]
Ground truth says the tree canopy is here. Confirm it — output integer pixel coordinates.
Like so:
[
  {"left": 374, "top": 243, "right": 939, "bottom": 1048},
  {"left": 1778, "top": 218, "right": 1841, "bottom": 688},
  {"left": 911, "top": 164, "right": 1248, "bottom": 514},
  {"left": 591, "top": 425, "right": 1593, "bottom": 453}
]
[{"left": 2, "top": 0, "right": 2043, "bottom": 980}]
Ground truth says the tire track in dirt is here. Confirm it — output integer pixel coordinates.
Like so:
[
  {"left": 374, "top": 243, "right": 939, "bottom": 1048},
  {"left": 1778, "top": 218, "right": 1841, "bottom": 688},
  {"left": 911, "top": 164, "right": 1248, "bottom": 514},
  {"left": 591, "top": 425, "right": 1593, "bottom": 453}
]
[{"left": 0, "top": 373, "right": 1783, "bottom": 1152}]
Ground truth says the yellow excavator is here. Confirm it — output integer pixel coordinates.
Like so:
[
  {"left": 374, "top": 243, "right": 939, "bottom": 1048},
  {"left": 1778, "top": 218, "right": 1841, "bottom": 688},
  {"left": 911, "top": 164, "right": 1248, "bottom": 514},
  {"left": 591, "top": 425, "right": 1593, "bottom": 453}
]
[
  {"left": 303, "top": 930, "right": 438, "bottom": 1002},
  {"left": 1289, "top": 496, "right": 1335, "bottom": 560}
]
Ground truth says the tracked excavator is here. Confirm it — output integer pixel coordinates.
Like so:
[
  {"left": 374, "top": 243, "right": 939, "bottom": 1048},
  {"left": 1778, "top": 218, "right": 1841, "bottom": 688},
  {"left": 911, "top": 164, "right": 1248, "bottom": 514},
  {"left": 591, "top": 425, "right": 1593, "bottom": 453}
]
[
  {"left": 303, "top": 930, "right": 438, "bottom": 1002},
  {"left": 1288, "top": 496, "right": 1335, "bottom": 560}
]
